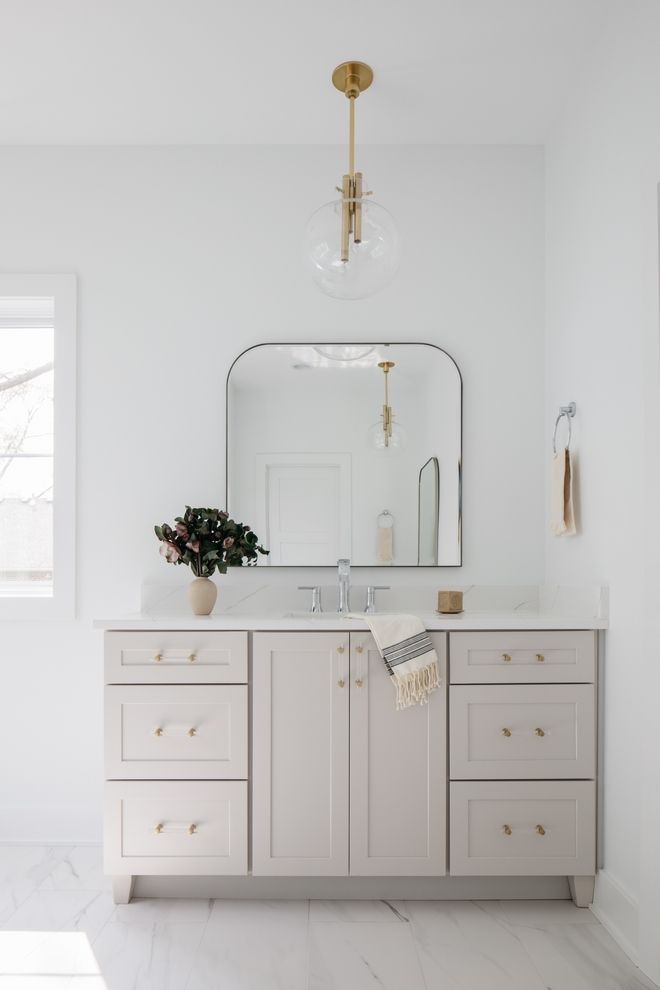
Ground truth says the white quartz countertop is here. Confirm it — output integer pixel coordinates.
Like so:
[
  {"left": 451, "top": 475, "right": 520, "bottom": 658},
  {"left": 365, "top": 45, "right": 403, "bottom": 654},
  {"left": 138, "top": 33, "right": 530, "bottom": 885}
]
[
  {"left": 94, "top": 611, "right": 607, "bottom": 631},
  {"left": 95, "top": 583, "right": 608, "bottom": 631}
]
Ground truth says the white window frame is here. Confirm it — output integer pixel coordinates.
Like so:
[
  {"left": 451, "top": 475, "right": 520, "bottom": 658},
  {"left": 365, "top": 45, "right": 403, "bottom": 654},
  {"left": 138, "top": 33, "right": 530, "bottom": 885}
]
[{"left": 0, "top": 274, "right": 76, "bottom": 619}]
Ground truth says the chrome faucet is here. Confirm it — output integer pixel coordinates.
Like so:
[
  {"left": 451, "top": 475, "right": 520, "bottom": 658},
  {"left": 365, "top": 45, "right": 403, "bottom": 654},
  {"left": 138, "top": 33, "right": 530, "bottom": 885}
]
[{"left": 337, "top": 558, "right": 351, "bottom": 614}]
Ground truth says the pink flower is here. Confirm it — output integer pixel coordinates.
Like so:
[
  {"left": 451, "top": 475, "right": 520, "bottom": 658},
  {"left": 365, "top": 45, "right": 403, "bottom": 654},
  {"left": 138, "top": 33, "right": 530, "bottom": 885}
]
[
  {"left": 159, "top": 541, "right": 181, "bottom": 563},
  {"left": 175, "top": 522, "right": 189, "bottom": 540},
  {"left": 223, "top": 537, "right": 234, "bottom": 549},
  {"left": 186, "top": 538, "right": 200, "bottom": 553}
]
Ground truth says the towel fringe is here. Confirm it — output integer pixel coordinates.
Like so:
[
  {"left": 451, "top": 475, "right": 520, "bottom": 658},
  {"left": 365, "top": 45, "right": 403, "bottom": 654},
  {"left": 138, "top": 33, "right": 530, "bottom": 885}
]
[{"left": 393, "top": 661, "right": 440, "bottom": 710}]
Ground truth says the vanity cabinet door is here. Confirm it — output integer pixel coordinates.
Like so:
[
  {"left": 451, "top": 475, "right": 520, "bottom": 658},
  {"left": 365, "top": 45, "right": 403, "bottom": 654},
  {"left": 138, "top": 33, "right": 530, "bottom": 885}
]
[
  {"left": 349, "top": 633, "right": 447, "bottom": 876},
  {"left": 252, "top": 632, "right": 349, "bottom": 876}
]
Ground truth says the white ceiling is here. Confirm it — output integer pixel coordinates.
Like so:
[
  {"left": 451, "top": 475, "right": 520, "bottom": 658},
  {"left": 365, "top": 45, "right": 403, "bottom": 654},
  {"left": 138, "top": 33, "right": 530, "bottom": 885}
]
[{"left": 0, "top": 0, "right": 608, "bottom": 145}]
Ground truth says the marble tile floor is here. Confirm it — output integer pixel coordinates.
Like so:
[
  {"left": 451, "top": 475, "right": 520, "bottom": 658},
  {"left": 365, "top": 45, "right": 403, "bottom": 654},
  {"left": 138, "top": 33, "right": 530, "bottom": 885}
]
[{"left": 0, "top": 845, "right": 656, "bottom": 990}]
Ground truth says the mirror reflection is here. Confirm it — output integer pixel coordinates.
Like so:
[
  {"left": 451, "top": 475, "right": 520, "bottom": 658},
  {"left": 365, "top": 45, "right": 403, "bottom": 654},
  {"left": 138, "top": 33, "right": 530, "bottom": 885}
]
[{"left": 226, "top": 343, "right": 462, "bottom": 566}]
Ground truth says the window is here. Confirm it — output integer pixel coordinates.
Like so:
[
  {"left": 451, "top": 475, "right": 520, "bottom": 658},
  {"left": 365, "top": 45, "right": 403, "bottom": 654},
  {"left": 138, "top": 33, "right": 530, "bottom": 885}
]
[{"left": 0, "top": 275, "right": 76, "bottom": 618}]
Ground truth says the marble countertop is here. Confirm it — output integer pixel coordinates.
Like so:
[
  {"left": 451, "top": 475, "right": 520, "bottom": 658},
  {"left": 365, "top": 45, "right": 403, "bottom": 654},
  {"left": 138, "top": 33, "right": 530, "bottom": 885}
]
[
  {"left": 95, "top": 611, "right": 607, "bottom": 631},
  {"left": 95, "top": 582, "right": 608, "bottom": 631}
]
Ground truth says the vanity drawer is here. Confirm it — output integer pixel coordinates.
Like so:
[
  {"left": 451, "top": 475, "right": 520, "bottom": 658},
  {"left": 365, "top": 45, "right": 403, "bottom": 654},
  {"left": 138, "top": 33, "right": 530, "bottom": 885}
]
[
  {"left": 105, "top": 631, "right": 247, "bottom": 684},
  {"left": 449, "top": 631, "right": 595, "bottom": 684},
  {"left": 449, "top": 780, "right": 595, "bottom": 875},
  {"left": 105, "top": 685, "right": 248, "bottom": 779},
  {"left": 104, "top": 780, "right": 248, "bottom": 875},
  {"left": 449, "top": 684, "right": 595, "bottom": 779}
]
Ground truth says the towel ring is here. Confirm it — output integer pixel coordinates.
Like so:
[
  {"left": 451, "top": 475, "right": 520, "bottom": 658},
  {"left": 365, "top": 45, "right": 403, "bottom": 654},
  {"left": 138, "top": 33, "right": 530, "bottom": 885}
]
[{"left": 553, "top": 402, "right": 576, "bottom": 455}]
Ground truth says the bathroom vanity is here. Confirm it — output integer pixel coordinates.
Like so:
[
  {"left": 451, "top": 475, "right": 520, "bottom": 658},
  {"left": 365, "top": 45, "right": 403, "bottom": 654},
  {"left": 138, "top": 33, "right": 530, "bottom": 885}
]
[{"left": 100, "top": 608, "right": 602, "bottom": 908}]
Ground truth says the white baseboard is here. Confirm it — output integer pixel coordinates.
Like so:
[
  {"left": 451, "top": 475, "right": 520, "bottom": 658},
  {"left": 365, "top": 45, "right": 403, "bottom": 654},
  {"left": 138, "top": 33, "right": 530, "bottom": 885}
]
[{"left": 591, "top": 869, "right": 639, "bottom": 966}]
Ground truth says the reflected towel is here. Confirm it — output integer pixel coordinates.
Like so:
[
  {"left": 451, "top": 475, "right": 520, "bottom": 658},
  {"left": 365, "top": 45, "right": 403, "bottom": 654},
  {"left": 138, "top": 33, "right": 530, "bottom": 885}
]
[
  {"left": 361, "top": 613, "right": 440, "bottom": 710},
  {"left": 377, "top": 525, "right": 393, "bottom": 563},
  {"left": 551, "top": 448, "right": 576, "bottom": 536}
]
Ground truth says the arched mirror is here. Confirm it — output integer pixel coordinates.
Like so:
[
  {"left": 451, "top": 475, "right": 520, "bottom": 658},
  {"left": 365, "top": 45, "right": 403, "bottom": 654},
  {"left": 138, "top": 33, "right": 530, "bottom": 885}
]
[{"left": 226, "top": 343, "right": 462, "bottom": 566}]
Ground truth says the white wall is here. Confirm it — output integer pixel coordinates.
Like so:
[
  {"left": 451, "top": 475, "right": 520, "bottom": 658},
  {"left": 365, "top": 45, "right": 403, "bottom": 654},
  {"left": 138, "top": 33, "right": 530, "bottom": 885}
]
[
  {"left": 0, "top": 144, "right": 544, "bottom": 842},
  {"left": 544, "top": 1, "right": 660, "bottom": 980}
]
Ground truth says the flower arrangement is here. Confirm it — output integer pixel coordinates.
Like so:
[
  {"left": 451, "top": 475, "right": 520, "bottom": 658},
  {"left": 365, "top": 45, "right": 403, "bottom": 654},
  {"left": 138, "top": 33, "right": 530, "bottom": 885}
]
[{"left": 154, "top": 506, "right": 268, "bottom": 577}]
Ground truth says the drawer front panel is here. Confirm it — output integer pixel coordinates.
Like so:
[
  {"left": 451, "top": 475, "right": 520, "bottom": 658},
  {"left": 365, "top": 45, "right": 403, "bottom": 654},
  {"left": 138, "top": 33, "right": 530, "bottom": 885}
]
[
  {"left": 105, "top": 685, "right": 247, "bottom": 779},
  {"left": 105, "top": 631, "right": 247, "bottom": 684},
  {"left": 450, "top": 780, "right": 595, "bottom": 875},
  {"left": 449, "top": 631, "right": 595, "bottom": 684},
  {"left": 450, "top": 684, "right": 595, "bottom": 779},
  {"left": 104, "top": 780, "right": 247, "bottom": 875}
]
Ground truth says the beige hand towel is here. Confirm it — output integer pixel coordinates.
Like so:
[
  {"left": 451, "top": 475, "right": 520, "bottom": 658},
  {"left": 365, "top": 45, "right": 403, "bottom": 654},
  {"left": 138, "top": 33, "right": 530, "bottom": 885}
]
[
  {"left": 377, "top": 524, "right": 393, "bottom": 563},
  {"left": 551, "top": 448, "right": 576, "bottom": 536}
]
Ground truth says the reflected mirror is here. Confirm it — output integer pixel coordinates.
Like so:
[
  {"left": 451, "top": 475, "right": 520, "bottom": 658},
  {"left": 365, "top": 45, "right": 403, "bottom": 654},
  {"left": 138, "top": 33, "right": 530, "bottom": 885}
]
[{"left": 226, "top": 343, "right": 462, "bottom": 566}]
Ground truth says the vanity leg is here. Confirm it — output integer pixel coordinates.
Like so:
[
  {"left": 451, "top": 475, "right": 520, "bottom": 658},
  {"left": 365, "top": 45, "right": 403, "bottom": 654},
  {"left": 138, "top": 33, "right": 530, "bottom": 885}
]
[
  {"left": 112, "top": 875, "right": 135, "bottom": 905},
  {"left": 568, "top": 875, "right": 595, "bottom": 908}
]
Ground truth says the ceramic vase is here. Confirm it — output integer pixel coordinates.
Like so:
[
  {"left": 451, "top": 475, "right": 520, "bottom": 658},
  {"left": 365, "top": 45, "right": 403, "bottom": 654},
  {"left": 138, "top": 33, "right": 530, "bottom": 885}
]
[{"left": 187, "top": 576, "right": 217, "bottom": 616}]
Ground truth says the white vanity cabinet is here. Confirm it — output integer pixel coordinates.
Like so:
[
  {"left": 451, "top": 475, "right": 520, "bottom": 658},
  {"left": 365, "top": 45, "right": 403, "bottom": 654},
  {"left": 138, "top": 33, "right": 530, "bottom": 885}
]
[
  {"left": 252, "top": 631, "right": 447, "bottom": 877},
  {"left": 101, "top": 620, "right": 599, "bottom": 906}
]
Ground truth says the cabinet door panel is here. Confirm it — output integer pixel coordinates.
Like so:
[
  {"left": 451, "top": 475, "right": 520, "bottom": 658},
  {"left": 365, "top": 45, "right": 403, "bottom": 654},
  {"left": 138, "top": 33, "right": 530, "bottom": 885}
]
[
  {"left": 252, "top": 632, "right": 349, "bottom": 876},
  {"left": 350, "top": 632, "right": 447, "bottom": 876}
]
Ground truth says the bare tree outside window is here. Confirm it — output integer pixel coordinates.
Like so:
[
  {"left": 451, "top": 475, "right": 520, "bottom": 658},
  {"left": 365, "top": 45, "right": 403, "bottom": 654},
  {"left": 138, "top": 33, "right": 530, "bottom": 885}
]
[{"left": 0, "top": 307, "right": 55, "bottom": 591}]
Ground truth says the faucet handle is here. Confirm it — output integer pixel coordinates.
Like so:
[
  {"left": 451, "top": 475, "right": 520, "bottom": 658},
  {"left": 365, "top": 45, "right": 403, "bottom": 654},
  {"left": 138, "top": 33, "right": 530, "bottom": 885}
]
[
  {"left": 365, "top": 585, "right": 390, "bottom": 614},
  {"left": 298, "top": 586, "right": 322, "bottom": 614}
]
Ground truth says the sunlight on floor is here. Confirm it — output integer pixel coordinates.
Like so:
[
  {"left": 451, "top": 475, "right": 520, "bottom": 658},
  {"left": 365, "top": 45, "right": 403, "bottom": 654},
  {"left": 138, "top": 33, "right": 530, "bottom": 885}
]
[{"left": 0, "top": 930, "right": 108, "bottom": 988}]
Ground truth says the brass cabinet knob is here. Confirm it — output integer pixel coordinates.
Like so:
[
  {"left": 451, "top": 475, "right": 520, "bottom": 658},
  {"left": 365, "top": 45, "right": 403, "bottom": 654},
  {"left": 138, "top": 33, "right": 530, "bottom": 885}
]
[
  {"left": 187, "top": 654, "right": 196, "bottom": 663},
  {"left": 534, "top": 727, "right": 545, "bottom": 737},
  {"left": 154, "top": 653, "right": 162, "bottom": 663},
  {"left": 501, "top": 824, "right": 513, "bottom": 836},
  {"left": 536, "top": 653, "right": 545, "bottom": 663},
  {"left": 187, "top": 727, "right": 197, "bottom": 737},
  {"left": 187, "top": 824, "right": 197, "bottom": 835},
  {"left": 535, "top": 824, "right": 546, "bottom": 836},
  {"left": 337, "top": 645, "right": 345, "bottom": 654},
  {"left": 501, "top": 653, "right": 512, "bottom": 663},
  {"left": 500, "top": 727, "right": 512, "bottom": 737},
  {"left": 153, "top": 727, "right": 164, "bottom": 737},
  {"left": 355, "top": 679, "right": 363, "bottom": 688},
  {"left": 337, "top": 678, "right": 345, "bottom": 688},
  {"left": 154, "top": 823, "right": 163, "bottom": 834},
  {"left": 356, "top": 645, "right": 364, "bottom": 654}
]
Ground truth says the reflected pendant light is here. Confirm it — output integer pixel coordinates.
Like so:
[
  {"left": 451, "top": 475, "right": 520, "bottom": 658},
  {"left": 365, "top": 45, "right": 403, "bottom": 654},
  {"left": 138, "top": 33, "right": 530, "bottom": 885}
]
[
  {"left": 368, "top": 361, "right": 406, "bottom": 449},
  {"left": 304, "top": 62, "right": 400, "bottom": 300}
]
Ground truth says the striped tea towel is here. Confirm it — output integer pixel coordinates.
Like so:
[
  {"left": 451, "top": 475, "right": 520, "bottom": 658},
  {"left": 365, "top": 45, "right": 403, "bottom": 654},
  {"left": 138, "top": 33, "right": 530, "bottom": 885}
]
[{"left": 362, "top": 613, "right": 440, "bottom": 709}]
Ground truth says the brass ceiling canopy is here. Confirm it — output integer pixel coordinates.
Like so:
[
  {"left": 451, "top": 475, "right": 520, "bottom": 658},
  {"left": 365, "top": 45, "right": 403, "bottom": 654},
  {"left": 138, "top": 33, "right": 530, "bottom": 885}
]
[{"left": 332, "top": 61, "right": 374, "bottom": 99}]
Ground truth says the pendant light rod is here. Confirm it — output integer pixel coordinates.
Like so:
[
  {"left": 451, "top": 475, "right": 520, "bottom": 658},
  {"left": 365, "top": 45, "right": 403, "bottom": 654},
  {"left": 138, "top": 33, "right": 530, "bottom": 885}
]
[
  {"left": 333, "top": 62, "right": 373, "bottom": 262},
  {"left": 378, "top": 360, "right": 395, "bottom": 447}
]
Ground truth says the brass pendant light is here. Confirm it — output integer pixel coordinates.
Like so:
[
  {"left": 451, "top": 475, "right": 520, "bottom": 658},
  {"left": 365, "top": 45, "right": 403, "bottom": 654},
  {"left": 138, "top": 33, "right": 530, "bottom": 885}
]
[{"left": 304, "top": 62, "right": 400, "bottom": 300}]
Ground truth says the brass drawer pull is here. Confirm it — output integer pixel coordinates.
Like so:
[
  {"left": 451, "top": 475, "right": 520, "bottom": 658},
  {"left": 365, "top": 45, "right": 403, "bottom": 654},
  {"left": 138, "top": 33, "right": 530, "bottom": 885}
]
[
  {"left": 187, "top": 654, "right": 196, "bottom": 663},
  {"left": 153, "top": 727, "right": 164, "bottom": 737},
  {"left": 355, "top": 678, "right": 363, "bottom": 688},
  {"left": 501, "top": 653, "right": 512, "bottom": 663},
  {"left": 153, "top": 653, "right": 162, "bottom": 663},
  {"left": 356, "top": 645, "right": 364, "bottom": 654},
  {"left": 187, "top": 823, "right": 197, "bottom": 835},
  {"left": 501, "top": 824, "right": 512, "bottom": 836},
  {"left": 534, "top": 727, "right": 546, "bottom": 737},
  {"left": 337, "top": 678, "right": 345, "bottom": 688},
  {"left": 535, "top": 824, "right": 546, "bottom": 836},
  {"left": 337, "top": 645, "right": 345, "bottom": 654},
  {"left": 500, "top": 727, "right": 512, "bottom": 737},
  {"left": 154, "top": 823, "right": 163, "bottom": 834},
  {"left": 536, "top": 653, "right": 545, "bottom": 663}
]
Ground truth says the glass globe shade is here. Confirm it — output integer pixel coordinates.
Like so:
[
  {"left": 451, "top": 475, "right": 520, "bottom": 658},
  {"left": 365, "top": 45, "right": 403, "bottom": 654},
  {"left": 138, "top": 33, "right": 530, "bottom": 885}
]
[
  {"left": 368, "top": 418, "right": 407, "bottom": 450},
  {"left": 304, "top": 198, "right": 400, "bottom": 300}
]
